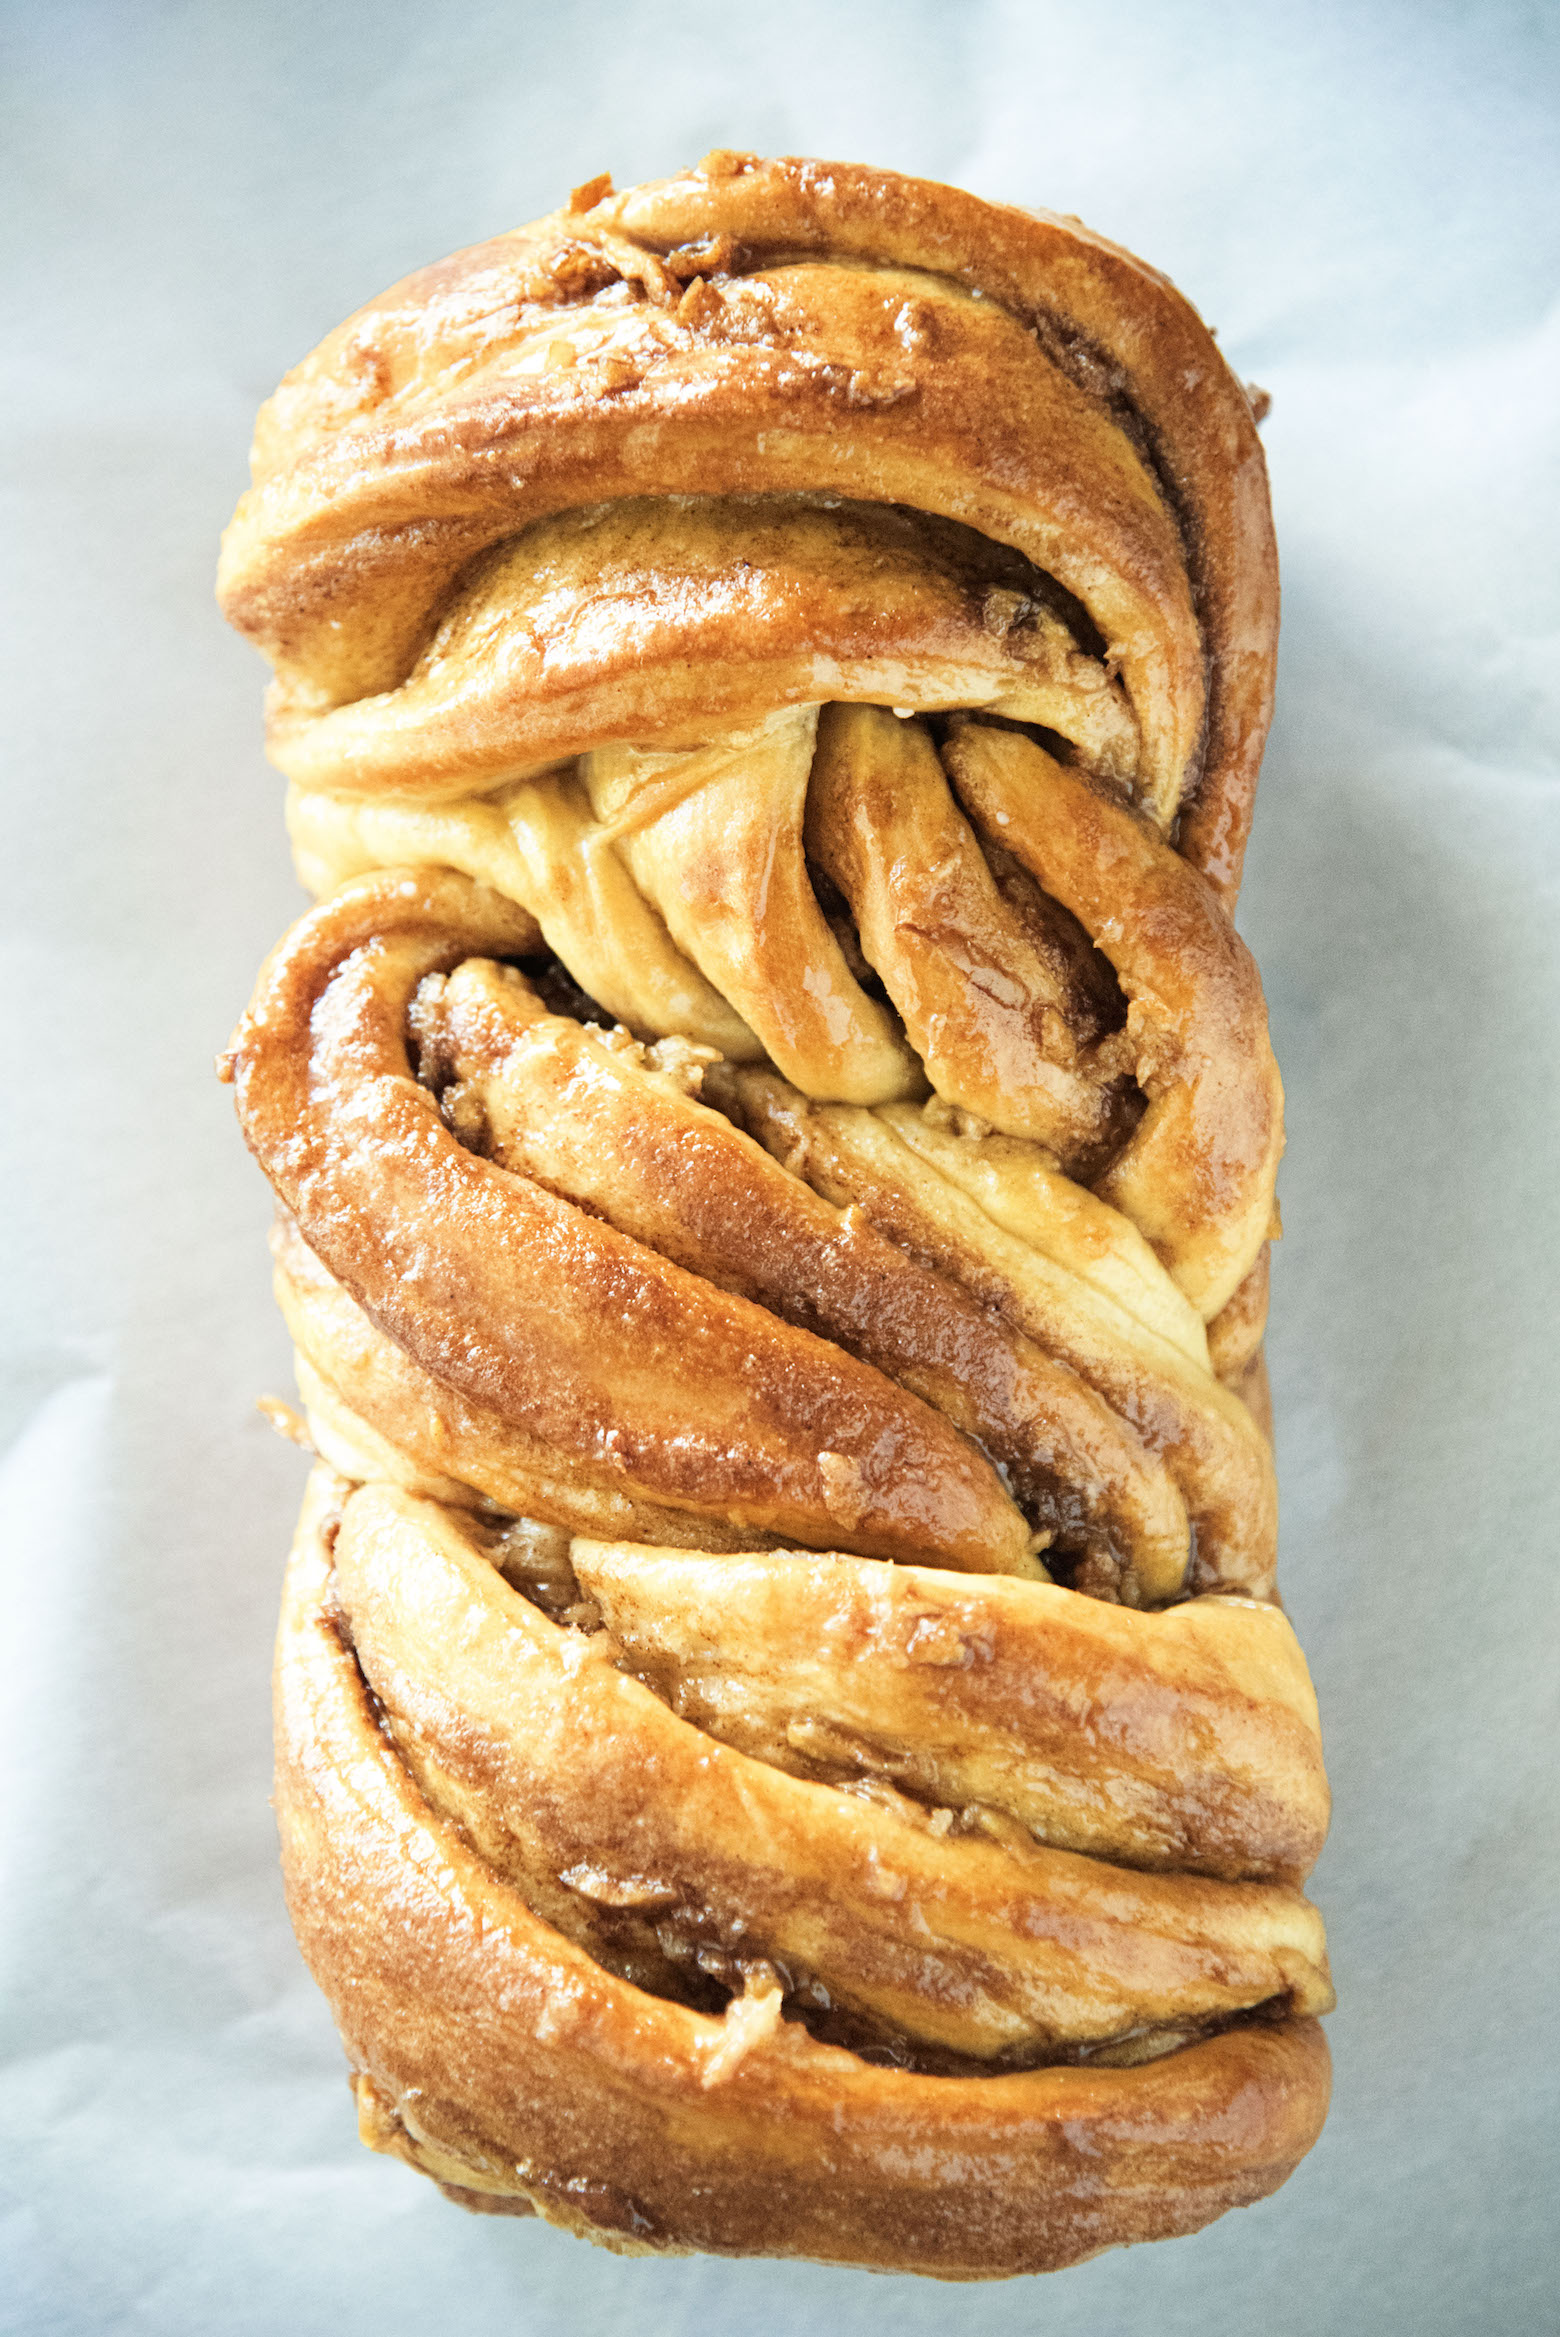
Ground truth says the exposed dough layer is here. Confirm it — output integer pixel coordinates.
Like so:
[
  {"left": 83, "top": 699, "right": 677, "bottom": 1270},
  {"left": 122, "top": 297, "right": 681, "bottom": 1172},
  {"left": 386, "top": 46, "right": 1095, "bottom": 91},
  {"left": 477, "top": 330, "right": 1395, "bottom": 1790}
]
[{"left": 572, "top": 1545, "right": 1327, "bottom": 1883}]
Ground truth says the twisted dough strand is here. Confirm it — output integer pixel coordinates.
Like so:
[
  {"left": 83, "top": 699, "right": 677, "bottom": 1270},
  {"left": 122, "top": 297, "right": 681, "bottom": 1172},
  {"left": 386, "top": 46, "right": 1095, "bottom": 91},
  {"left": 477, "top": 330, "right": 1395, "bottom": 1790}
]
[{"left": 221, "top": 156, "right": 1327, "bottom": 2277}]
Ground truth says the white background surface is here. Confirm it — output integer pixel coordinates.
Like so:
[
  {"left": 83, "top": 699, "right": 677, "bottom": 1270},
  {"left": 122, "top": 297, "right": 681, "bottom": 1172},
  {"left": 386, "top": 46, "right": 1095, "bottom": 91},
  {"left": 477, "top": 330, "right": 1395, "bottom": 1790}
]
[{"left": 4, "top": 3, "right": 1558, "bottom": 2330}]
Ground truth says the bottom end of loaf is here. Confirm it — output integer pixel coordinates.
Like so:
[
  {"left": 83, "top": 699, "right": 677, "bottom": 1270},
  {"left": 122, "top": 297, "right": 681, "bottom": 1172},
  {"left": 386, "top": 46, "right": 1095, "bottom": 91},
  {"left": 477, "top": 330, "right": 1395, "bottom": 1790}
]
[
  {"left": 353, "top": 2074, "right": 680, "bottom": 2252},
  {"left": 278, "top": 1467, "right": 1330, "bottom": 2281},
  {"left": 346, "top": 2048, "right": 1329, "bottom": 2281}
]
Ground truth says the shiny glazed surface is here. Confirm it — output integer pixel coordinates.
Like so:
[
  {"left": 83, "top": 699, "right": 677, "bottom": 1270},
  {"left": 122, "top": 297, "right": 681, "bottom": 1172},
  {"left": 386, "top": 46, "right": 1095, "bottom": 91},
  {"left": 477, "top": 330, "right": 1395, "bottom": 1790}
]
[{"left": 220, "top": 153, "right": 1329, "bottom": 2276}]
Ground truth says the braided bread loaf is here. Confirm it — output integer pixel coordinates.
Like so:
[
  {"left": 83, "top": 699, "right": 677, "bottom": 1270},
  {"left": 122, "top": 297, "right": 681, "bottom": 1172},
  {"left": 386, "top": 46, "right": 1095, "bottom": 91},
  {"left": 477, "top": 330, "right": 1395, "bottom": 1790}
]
[{"left": 218, "top": 155, "right": 1331, "bottom": 2279}]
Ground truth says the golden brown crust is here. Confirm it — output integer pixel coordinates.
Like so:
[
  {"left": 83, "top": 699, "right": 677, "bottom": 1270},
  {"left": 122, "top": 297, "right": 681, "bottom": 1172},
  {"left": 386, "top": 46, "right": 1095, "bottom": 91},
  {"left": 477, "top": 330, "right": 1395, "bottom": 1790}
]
[
  {"left": 332, "top": 1485, "right": 1329, "bottom": 2065},
  {"left": 279, "top": 1471, "right": 1330, "bottom": 2278},
  {"left": 604, "top": 158, "right": 1279, "bottom": 901},
  {"left": 718, "top": 1069, "right": 1279, "bottom": 1595},
  {"left": 571, "top": 1547, "right": 1329, "bottom": 1884},
  {"left": 941, "top": 722, "right": 1285, "bottom": 1318},
  {"left": 219, "top": 154, "right": 1275, "bottom": 896},
  {"left": 227, "top": 868, "right": 1035, "bottom": 1575},
  {"left": 221, "top": 157, "right": 1325, "bottom": 2277},
  {"left": 229, "top": 863, "right": 1280, "bottom": 1597}
]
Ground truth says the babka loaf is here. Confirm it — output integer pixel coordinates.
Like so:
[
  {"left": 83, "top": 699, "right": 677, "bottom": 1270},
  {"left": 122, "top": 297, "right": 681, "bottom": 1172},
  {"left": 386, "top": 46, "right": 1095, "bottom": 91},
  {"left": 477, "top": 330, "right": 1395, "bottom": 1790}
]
[{"left": 218, "top": 154, "right": 1331, "bottom": 2279}]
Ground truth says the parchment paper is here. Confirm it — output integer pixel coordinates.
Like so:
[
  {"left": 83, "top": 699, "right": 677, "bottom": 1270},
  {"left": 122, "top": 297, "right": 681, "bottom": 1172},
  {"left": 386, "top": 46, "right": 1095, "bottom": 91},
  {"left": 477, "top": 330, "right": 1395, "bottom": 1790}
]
[{"left": 4, "top": 4, "right": 1557, "bottom": 2330}]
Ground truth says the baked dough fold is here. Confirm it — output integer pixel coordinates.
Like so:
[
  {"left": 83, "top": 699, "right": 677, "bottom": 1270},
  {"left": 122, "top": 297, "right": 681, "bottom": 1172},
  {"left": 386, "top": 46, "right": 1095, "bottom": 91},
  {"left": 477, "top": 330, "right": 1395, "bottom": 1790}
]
[{"left": 220, "top": 155, "right": 1328, "bottom": 2278}]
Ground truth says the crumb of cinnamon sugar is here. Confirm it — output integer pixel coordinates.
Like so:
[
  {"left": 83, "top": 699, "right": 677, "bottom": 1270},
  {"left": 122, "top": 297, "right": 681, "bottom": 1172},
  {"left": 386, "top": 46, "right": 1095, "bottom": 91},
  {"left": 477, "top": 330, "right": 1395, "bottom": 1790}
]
[
  {"left": 699, "top": 1969, "right": 784, "bottom": 2087},
  {"left": 257, "top": 1396, "right": 314, "bottom": 1451},
  {"left": 568, "top": 172, "right": 614, "bottom": 214}
]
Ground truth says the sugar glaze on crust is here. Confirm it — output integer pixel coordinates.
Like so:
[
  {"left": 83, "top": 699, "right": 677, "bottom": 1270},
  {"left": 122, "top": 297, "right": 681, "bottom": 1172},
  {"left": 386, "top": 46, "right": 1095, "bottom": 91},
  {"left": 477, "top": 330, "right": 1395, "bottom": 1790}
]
[{"left": 220, "top": 154, "right": 1330, "bottom": 2277}]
